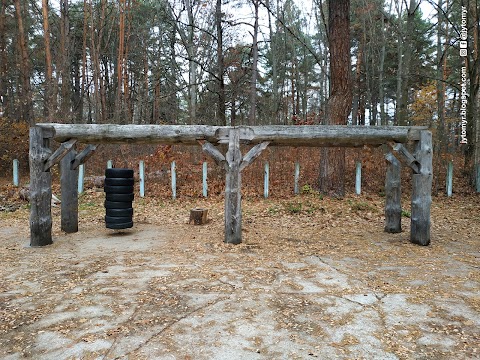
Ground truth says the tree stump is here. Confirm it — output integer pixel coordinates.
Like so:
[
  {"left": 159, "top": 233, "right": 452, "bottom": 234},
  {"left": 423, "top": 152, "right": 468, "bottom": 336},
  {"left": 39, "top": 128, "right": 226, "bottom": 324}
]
[{"left": 189, "top": 208, "right": 208, "bottom": 225}]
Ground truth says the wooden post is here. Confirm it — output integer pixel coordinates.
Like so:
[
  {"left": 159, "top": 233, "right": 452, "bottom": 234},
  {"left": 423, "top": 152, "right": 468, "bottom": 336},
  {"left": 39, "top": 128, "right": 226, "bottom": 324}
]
[
  {"left": 410, "top": 130, "right": 433, "bottom": 246},
  {"left": 294, "top": 161, "right": 300, "bottom": 195},
  {"left": 224, "top": 129, "right": 242, "bottom": 244},
  {"left": 78, "top": 164, "right": 85, "bottom": 194},
  {"left": 60, "top": 148, "right": 78, "bottom": 233},
  {"left": 13, "top": 159, "right": 19, "bottom": 186},
  {"left": 29, "top": 127, "right": 53, "bottom": 246},
  {"left": 446, "top": 161, "right": 453, "bottom": 197},
  {"left": 139, "top": 161, "right": 145, "bottom": 197},
  {"left": 171, "top": 161, "right": 176, "bottom": 199},
  {"left": 355, "top": 161, "right": 362, "bottom": 195},
  {"left": 264, "top": 162, "right": 269, "bottom": 198},
  {"left": 202, "top": 161, "right": 208, "bottom": 197},
  {"left": 384, "top": 152, "right": 402, "bottom": 233}
]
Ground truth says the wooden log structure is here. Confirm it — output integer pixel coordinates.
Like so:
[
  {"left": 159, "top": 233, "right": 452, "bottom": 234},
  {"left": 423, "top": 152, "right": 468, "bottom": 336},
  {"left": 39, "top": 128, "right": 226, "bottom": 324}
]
[
  {"left": 37, "top": 123, "right": 426, "bottom": 147},
  {"left": 60, "top": 148, "right": 79, "bottom": 233},
  {"left": 29, "top": 123, "right": 433, "bottom": 247},
  {"left": 384, "top": 152, "right": 402, "bottom": 233},
  {"left": 410, "top": 130, "right": 433, "bottom": 246},
  {"left": 29, "top": 127, "right": 53, "bottom": 246}
]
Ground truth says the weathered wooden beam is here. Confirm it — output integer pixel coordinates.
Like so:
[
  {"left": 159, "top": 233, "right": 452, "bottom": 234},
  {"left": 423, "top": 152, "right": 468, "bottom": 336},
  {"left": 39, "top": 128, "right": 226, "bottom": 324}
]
[
  {"left": 37, "top": 123, "right": 427, "bottom": 146},
  {"left": 240, "top": 141, "right": 270, "bottom": 171},
  {"left": 202, "top": 142, "right": 226, "bottom": 168},
  {"left": 384, "top": 152, "right": 402, "bottom": 233},
  {"left": 390, "top": 143, "right": 420, "bottom": 174},
  {"left": 60, "top": 148, "right": 78, "bottom": 233},
  {"left": 29, "top": 127, "right": 53, "bottom": 246},
  {"left": 44, "top": 139, "right": 77, "bottom": 171},
  {"left": 410, "top": 130, "right": 433, "bottom": 246},
  {"left": 71, "top": 144, "right": 97, "bottom": 170},
  {"left": 224, "top": 129, "right": 242, "bottom": 244}
]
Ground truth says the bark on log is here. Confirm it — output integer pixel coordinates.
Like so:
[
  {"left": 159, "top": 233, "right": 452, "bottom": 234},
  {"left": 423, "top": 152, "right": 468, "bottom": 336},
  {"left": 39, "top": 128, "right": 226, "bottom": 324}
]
[
  {"left": 37, "top": 123, "right": 427, "bottom": 147},
  {"left": 61, "top": 149, "right": 78, "bottom": 233},
  {"left": 384, "top": 152, "right": 402, "bottom": 233},
  {"left": 391, "top": 143, "right": 420, "bottom": 173},
  {"left": 224, "top": 129, "right": 242, "bottom": 244},
  {"left": 189, "top": 208, "right": 208, "bottom": 225},
  {"left": 71, "top": 144, "right": 97, "bottom": 170},
  {"left": 44, "top": 138, "right": 77, "bottom": 171},
  {"left": 29, "top": 127, "right": 53, "bottom": 246},
  {"left": 410, "top": 130, "right": 432, "bottom": 246}
]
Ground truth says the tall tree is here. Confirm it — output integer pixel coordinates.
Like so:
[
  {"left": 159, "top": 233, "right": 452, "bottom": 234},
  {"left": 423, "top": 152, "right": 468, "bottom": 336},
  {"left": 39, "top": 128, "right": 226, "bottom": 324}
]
[
  {"left": 319, "top": 0, "right": 352, "bottom": 196},
  {"left": 14, "top": 0, "right": 33, "bottom": 124},
  {"left": 216, "top": 0, "right": 226, "bottom": 125},
  {"left": 249, "top": 0, "right": 259, "bottom": 125},
  {"left": 42, "top": 0, "right": 55, "bottom": 120}
]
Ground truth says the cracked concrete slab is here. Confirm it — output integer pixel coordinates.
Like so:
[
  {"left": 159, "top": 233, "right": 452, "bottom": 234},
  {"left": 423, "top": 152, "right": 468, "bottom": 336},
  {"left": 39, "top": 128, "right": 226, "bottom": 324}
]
[{"left": 0, "top": 223, "right": 479, "bottom": 359}]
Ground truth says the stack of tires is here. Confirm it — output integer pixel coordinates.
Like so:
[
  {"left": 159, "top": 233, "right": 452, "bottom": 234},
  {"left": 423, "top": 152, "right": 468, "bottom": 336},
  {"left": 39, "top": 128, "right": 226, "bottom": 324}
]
[{"left": 104, "top": 168, "right": 134, "bottom": 229}]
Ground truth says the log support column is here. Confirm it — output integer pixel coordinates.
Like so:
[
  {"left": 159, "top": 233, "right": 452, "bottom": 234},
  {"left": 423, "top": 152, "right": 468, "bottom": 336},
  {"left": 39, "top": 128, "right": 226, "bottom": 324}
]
[
  {"left": 60, "top": 148, "right": 79, "bottom": 233},
  {"left": 384, "top": 152, "right": 402, "bottom": 233},
  {"left": 410, "top": 130, "right": 433, "bottom": 245},
  {"left": 224, "top": 129, "right": 242, "bottom": 244},
  {"left": 29, "top": 126, "right": 54, "bottom": 247}
]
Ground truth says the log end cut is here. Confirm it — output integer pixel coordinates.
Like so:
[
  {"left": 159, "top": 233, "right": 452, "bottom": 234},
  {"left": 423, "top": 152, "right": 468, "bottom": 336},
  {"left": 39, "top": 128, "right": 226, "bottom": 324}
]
[{"left": 189, "top": 208, "right": 208, "bottom": 225}]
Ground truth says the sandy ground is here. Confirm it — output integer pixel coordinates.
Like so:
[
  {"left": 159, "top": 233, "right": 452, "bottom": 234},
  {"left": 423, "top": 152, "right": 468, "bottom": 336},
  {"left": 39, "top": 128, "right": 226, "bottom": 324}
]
[{"left": 0, "top": 193, "right": 479, "bottom": 359}]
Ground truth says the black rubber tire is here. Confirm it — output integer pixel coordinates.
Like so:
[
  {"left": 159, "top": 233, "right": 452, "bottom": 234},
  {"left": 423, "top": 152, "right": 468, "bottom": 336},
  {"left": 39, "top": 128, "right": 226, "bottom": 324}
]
[
  {"left": 106, "top": 193, "right": 134, "bottom": 202},
  {"left": 106, "top": 208, "right": 133, "bottom": 217},
  {"left": 105, "top": 168, "right": 134, "bottom": 178},
  {"left": 105, "top": 177, "right": 134, "bottom": 186},
  {"left": 106, "top": 221, "right": 133, "bottom": 230},
  {"left": 105, "top": 216, "right": 133, "bottom": 224},
  {"left": 104, "top": 185, "right": 134, "bottom": 194},
  {"left": 104, "top": 200, "right": 132, "bottom": 209}
]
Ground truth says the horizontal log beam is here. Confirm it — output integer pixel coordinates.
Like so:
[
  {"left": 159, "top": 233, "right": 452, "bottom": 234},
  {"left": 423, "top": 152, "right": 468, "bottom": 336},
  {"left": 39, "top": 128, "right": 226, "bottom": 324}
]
[{"left": 37, "top": 124, "right": 428, "bottom": 147}]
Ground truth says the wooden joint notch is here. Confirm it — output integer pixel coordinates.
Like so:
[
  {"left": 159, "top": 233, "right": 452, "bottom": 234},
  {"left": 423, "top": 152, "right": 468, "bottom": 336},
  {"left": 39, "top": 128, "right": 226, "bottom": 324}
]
[
  {"left": 389, "top": 143, "right": 420, "bottom": 174},
  {"left": 71, "top": 144, "right": 98, "bottom": 170},
  {"left": 44, "top": 139, "right": 77, "bottom": 171}
]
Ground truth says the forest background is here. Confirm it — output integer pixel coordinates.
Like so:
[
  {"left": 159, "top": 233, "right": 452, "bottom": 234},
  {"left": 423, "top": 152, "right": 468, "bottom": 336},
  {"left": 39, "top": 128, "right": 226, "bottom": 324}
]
[{"left": 0, "top": 0, "right": 479, "bottom": 198}]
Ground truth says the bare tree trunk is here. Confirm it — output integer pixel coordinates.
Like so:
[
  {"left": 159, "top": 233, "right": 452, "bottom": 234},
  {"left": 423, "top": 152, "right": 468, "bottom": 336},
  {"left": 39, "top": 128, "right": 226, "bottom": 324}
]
[
  {"left": 186, "top": 0, "right": 197, "bottom": 124},
  {"left": 14, "top": 0, "right": 33, "bottom": 124},
  {"left": 80, "top": 0, "right": 89, "bottom": 123},
  {"left": 249, "top": 0, "right": 259, "bottom": 125},
  {"left": 319, "top": 0, "right": 352, "bottom": 197},
  {"left": 395, "top": 0, "right": 404, "bottom": 126},
  {"left": 0, "top": 0, "right": 7, "bottom": 117},
  {"left": 60, "top": 0, "right": 71, "bottom": 121},
  {"left": 116, "top": 0, "right": 126, "bottom": 122},
  {"left": 216, "top": 0, "right": 226, "bottom": 125},
  {"left": 398, "top": 0, "right": 418, "bottom": 126},
  {"left": 42, "top": 0, "right": 56, "bottom": 121}
]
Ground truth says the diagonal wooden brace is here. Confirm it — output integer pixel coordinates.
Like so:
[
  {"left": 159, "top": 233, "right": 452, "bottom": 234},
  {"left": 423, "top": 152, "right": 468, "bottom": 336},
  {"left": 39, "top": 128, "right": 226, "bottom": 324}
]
[
  {"left": 44, "top": 139, "right": 77, "bottom": 171},
  {"left": 71, "top": 144, "right": 98, "bottom": 170},
  {"left": 201, "top": 142, "right": 226, "bottom": 169},
  {"left": 240, "top": 141, "right": 270, "bottom": 171},
  {"left": 389, "top": 142, "right": 420, "bottom": 174}
]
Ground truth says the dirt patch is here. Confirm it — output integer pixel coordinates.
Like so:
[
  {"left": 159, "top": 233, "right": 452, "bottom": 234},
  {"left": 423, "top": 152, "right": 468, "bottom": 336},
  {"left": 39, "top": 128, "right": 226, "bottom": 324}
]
[{"left": 0, "top": 192, "right": 479, "bottom": 359}]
